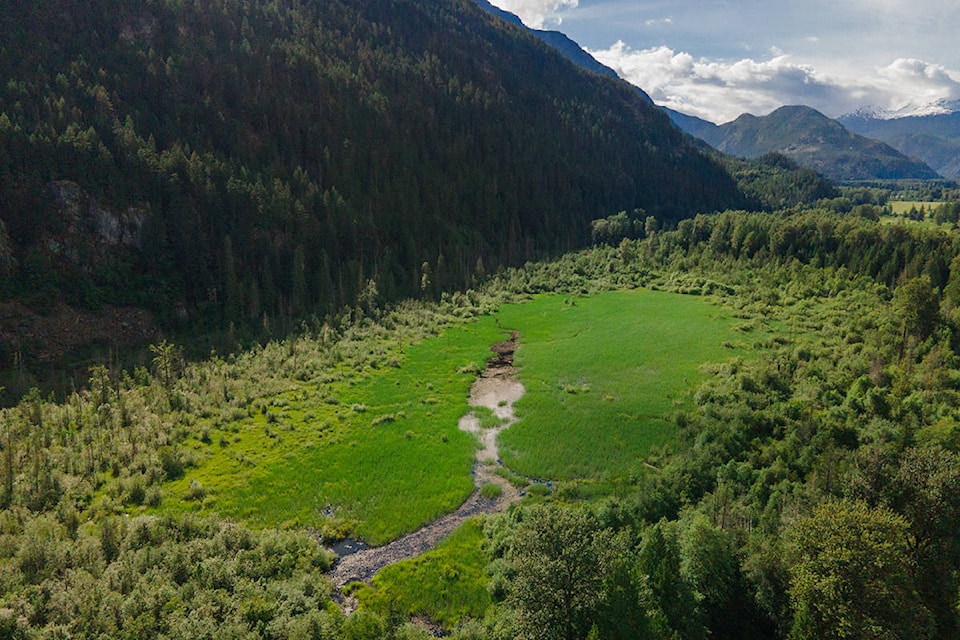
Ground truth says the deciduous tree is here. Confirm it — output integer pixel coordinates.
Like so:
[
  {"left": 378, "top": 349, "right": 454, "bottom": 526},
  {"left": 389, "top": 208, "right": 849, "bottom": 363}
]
[{"left": 787, "top": 500, "right": 933, "bottom": 640}]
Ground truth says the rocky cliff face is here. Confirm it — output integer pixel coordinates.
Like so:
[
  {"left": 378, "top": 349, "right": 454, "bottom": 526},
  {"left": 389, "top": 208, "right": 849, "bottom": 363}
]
[
  {"left": 48, "top": 180, "right": 147, "bottom": 251},
  {"left": 0, "top": 183, "right": 155, "bottom": 402}
]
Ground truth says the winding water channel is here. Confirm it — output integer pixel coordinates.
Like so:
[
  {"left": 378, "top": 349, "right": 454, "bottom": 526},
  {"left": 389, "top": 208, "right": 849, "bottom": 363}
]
[{"left": 328, "top": 335, "right": 524, "bottom": 600}]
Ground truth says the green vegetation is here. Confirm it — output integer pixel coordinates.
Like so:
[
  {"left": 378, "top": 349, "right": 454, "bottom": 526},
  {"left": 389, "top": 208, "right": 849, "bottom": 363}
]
[
  {"left": 5, "top": 2, "right": 960, "bottom": 639},
  {"left": 496, "top": 290, "right": 749, "bottom": 480},
  {"left": 0, "top": 0, "right": 739, "bottom": 342},
  {"left": 0, "top": 513, "right": 339, "bottom": 638},
  {"left": 884, "top": 199, "right": 960, "bottom": 226},
  {"left": 479, "top": 483, "right": 503, "bottom": 499},
  {"left": 156, "top": 316, "right": 502, "bottom": 544},
  {"left": 721, "top": 152, "right": 838, "bottom": 211},
  {"left": 354, "top": 519, "right": 492, "bottom": 627},
  {"left": 889, "top": 200, "right": 944, "bottom": 214},
  {"left": 146, "top": 287, "right": 751, "bottom": 539},
  {"left": 384, "top": 205, "right": 960, "bottom": 638},
  {"left": 4, "top": 6, "right": 960, "bottom": 629},
  {"left": 787, "top": 500, "right": 934, "bottom": 639},
  {"left": 5, "top": 202, "right": 960, "bottom": 638}
]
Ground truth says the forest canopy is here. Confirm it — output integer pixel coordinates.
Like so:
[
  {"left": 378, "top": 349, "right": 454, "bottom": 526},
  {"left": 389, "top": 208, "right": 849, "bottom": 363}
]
[
  {"left": 3, "top": 206, "right": 960, "bottom": 638},
  {"left": 0, "top": 0, "right": 741, "bottom": 327}
]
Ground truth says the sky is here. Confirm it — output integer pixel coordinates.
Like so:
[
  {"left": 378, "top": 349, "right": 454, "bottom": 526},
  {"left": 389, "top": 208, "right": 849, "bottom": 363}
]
[{"left": 487, "top": 0, "right": 960, "bottom": 123}]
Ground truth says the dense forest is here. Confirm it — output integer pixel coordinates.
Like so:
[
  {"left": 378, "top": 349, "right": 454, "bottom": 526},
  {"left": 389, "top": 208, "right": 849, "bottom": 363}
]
[
  {"left": 0, "top": 0, "right": 740, "bottom": 327},
  {"left": 2, "top": 202, "right": 960, "bottom": 638}
]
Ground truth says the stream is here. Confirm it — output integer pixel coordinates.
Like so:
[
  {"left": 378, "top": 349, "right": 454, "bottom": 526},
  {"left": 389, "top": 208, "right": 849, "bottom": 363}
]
[{"left": 328, "top": 334, "right": 524, "bottom": 603}]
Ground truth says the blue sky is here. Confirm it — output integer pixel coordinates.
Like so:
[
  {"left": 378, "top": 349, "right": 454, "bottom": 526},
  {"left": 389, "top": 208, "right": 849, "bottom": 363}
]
[{"left": 488, "top": 0, "right": 960, "bottom": 123}]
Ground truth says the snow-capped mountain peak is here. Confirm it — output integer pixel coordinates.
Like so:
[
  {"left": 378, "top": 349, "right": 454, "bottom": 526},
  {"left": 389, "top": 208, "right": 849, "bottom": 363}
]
[
  {"left": 845, "top": 105, "right": 890, "bottom": 120},
  {"left": 844, "top": 99, "right": 960, "bottom": 120}
]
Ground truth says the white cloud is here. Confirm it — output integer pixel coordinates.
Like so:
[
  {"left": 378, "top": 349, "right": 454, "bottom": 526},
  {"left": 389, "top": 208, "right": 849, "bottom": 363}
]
[
  {"left": 489, "top": 0, "right": 960, "bottom": 121},
  {"left": 588, "top": 41, "right": 960, "bottom": 123},
  {"left": 488, "top": 0, "right": 579, "bottom": 28},
  {"left": 873, "top": 59, "right": 960, "bottom": 109},
  {"left": 643, "top": 17, "right": 673, "bottom": 27}
]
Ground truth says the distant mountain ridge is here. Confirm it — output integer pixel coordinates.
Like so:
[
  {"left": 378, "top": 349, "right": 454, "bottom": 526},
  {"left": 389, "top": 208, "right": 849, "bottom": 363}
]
[
  {"left": 845, "top": 99, "right": 960, "bottom": 120},
  {"left": 473, "top": 0, "right": 654, "bottom": 102},
  {"left": 839, "top": 107, "right": 960, "bottom": 178},
  {"left": 669, "top": 106, "right": 940, "bottom": 182}
]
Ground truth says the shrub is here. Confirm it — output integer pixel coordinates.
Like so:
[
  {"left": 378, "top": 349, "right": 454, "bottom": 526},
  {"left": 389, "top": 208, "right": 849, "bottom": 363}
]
[
  {"left": 185, "top": 479, "right": 207, "bottom": 501},
  {"left": 480, "top": 483, "right": 503, "bottom": 499}
]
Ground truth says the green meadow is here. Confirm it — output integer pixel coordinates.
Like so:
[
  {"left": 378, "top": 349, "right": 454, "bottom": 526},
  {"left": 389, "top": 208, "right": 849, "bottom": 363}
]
[
  {"left": 155, "top": 288, "right": 747, "bottom": 543},
  {"left": 352, "top": 518, "right": 491, "bottom": 626},
  {"left": 158, "top": 318, "right": 504, "bottom": 544},
  {"left": 495, "top": 289, "right": 749, "bottom": 481},
  {"left": 888, "top": 200, "right": 943, "bottom": 214}
]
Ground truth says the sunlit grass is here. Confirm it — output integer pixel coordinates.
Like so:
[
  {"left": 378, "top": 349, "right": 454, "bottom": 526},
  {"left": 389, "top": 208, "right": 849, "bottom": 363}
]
[
  {"left": 158, "top": 317, "right": 504, "bottom": 544},
  {"left": 154, "top": 288, "right": 750, "bottom": 541},
  {"left": 353, "top": 518, "right": 491, "bottom": 626},
  {"left": 495, "top": 289, "right": 749, "bottom": 481},
  {"left": 888, "top": 200, "right": 943, "bottom": 214}
]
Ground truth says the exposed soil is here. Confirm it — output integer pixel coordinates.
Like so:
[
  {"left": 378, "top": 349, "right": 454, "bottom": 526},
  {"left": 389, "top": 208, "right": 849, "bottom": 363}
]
[
  {"left": 329, "top": 333, "right": 525, "bottom": 610},
  {"left": 458, "top": 332, "right": 524, "bottom": 505},
  {"left": 0, "top": 301, "right": 159, "bottom": 403},
  {"left": 0, "top": 301, "right": 156, "bottom": 367}
]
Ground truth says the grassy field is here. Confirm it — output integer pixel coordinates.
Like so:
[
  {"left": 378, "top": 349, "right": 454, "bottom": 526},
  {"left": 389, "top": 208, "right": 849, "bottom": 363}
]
[
  {"left": 157, "top": 318, "right": 504, "bottom": 544},
  {"left": 153, "top": 288, "right": 748, "bottom": 543},
  {"left": 495, "top": 289, "right": 750, "bottom": 481},
  {"left": 352, "top": 518, "right": 491, "bottom": 626},
  {"left": 888, "top": 200, "right": 943, "bottom": 214}
]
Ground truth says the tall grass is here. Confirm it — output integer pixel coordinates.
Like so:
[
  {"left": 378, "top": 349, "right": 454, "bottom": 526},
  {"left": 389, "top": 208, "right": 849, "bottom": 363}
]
[
  {"left": 354, "top": 518, "right": 491, "bottom": 626},
  {"left": 158, "top": 317, "right": 505, "bottom": 544},
  {"left": 495, "top": 290, "right": 751, "bottom": 481}
]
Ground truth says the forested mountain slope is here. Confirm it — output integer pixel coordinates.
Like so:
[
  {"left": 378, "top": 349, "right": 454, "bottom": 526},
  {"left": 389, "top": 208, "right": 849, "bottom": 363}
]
[
  {"left": 473, "top": 0, "right": 626, "bottom": 84},
  {"left": 0, "top": 0, "right": 741, "bottom": 331},
  {"left": 468, "top": 3, "right": 837, "bottom": 212}
]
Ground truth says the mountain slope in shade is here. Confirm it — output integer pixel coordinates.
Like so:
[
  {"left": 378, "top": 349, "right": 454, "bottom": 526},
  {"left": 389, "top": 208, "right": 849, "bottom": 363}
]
[
  {"left": 839, "top": 110, "right": 960, "bottom": 178},
  {"left": 0, "top": 0, "right": 741, "bottom": 329},
  {"left": 473, "top": 0, "right": 653, "bottom": 101},
  {"left": 663, "top": 107, "right": 721, "bottom": 140},
  {"left": 684, "top": 106, "right": 940, "bottom": 181}
]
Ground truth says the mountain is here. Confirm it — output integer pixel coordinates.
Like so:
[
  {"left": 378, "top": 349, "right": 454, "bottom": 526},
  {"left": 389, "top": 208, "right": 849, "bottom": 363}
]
[
  {"left": 658, "top": 109, "right": 838, "bottom": 206},
  {"left": 473, "top": 0, "right": 614, "bottom": 80},
  {"left": 472, "top": 0, "right": 525, "bottom": 27},
  {"left": 0, "top": 0, "right": 741, "bottom": 368},
  {"left": 663, "top": 107, "right": 721, "bottom": 141},
  {"left": 473, "top": 0, "right": 653, "bottom": 101},
  {"left": 845, "top": 99, "right": 960, "bottom": 120},
  {"left": 472, "top": 6, "right": 936, "bottom": 184},
  {"left": 674, "top": 106, "right": 940, "bottom": 182},
  {"left": 839, "top": 107, "right": 960, "bottom": 178}
]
